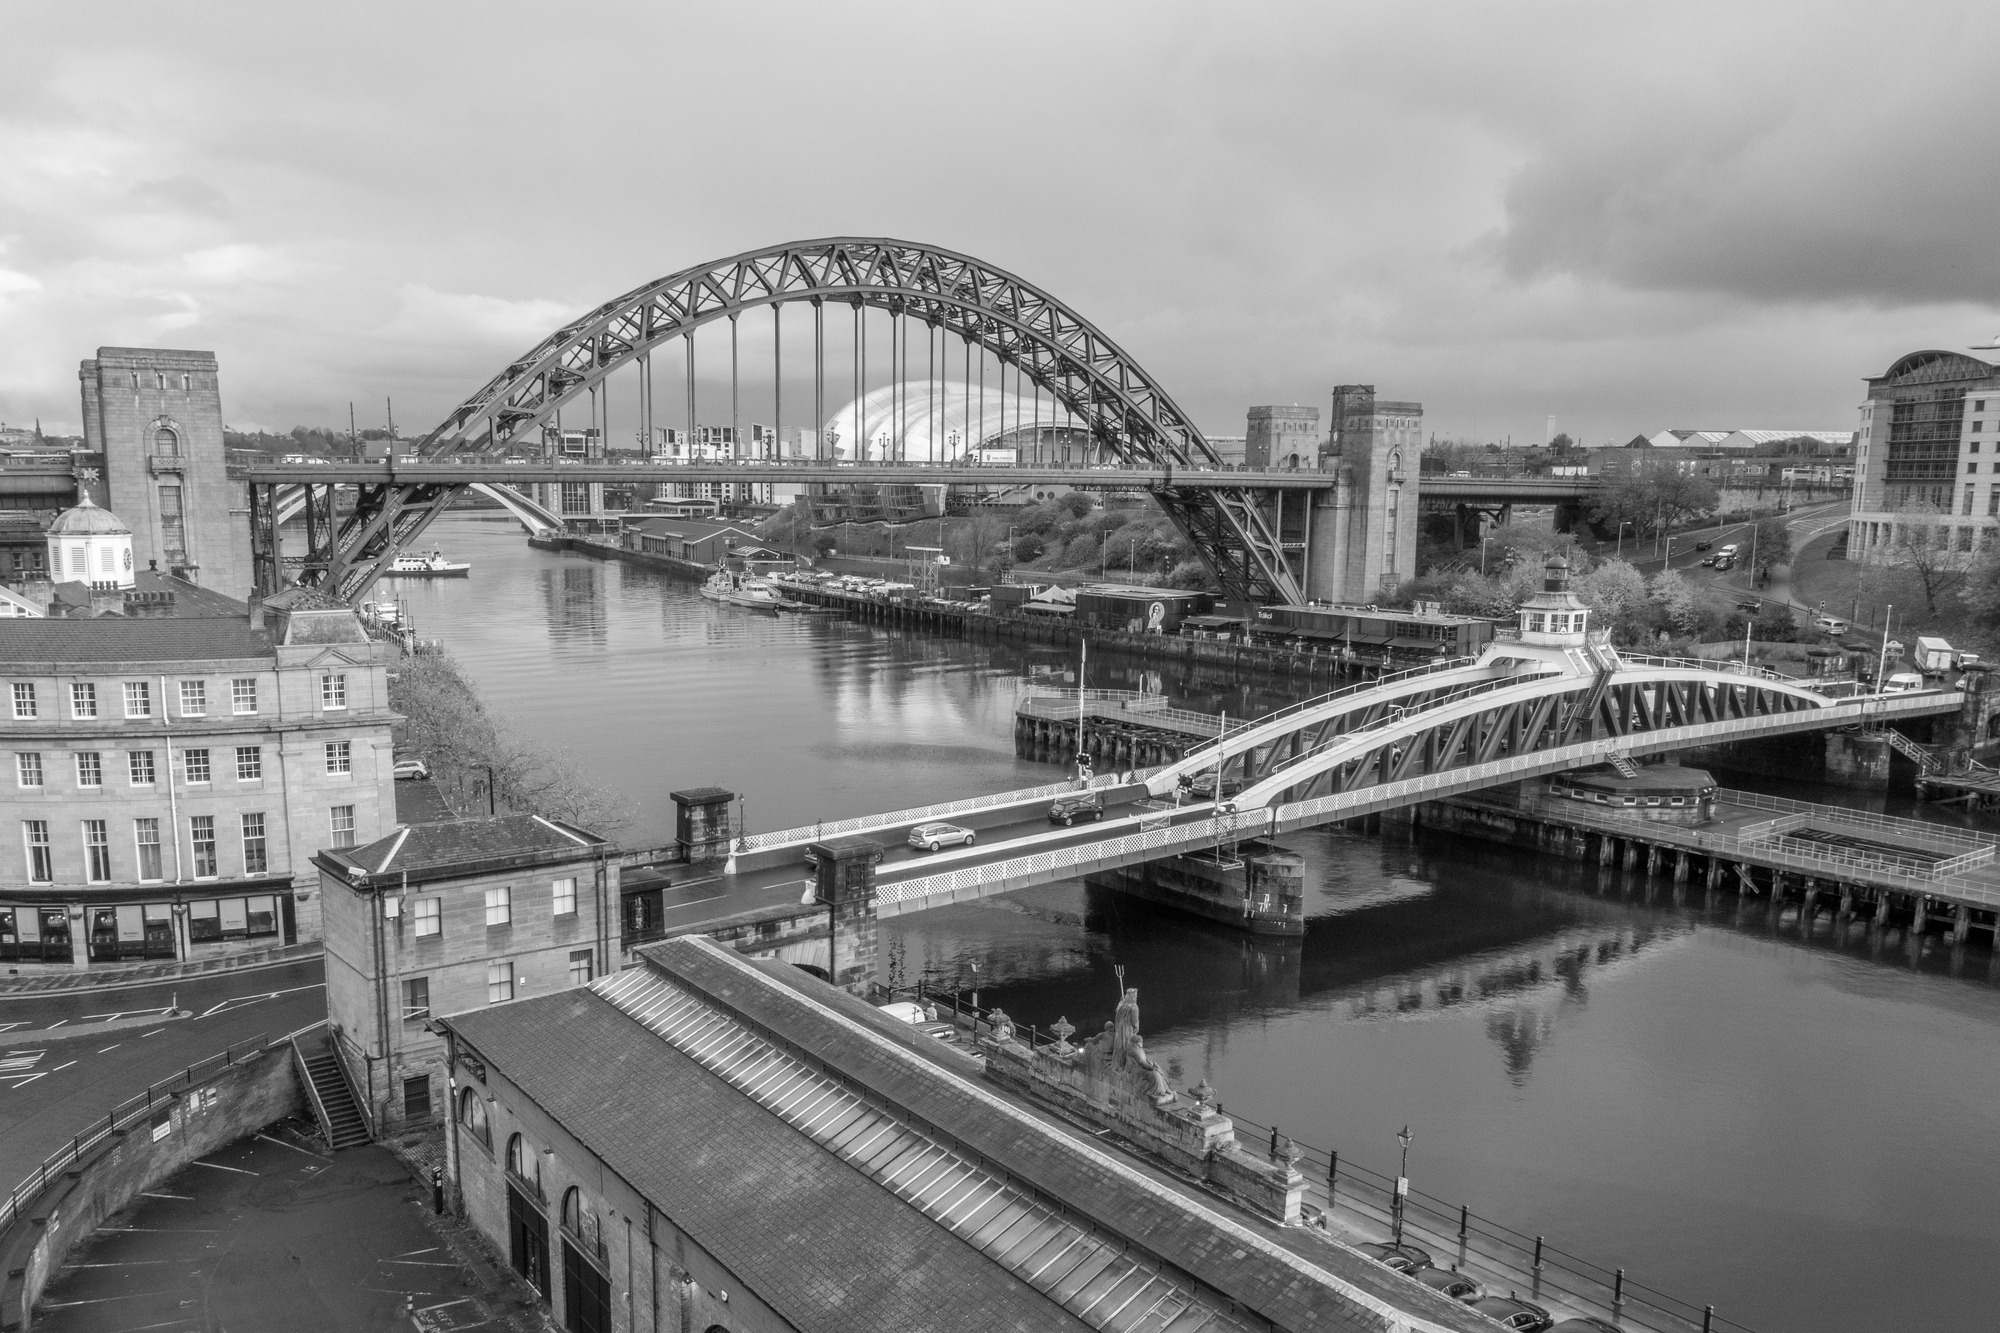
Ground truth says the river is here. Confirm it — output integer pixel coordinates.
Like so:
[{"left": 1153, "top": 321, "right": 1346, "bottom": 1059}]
[{"left": 398, "top": 511, "right": 2000, "bottom": 1333}]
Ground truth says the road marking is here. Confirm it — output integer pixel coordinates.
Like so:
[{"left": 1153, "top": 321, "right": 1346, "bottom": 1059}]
[
  {"left": 0, "top": 1021, "right": 26, "bottom": 1034},
  {"left": 38, "top": 1292, "right": 185, "bottom": 1308},
  {"left": 196, "top": 981, "right": 324, "bottom": 1019},
  {"left": 44, "top": 1018, "right": 65, "bottom": 1028},
  {"left": 64, "top": 1260, "right": 174, "bottom": 1267},
  {"left": 254, "top": 1132, "right": 329, "bottom": 1160},
  {"left": 382, "top": 1259, "right": 461, "bottom": 1267},
  {"left": 98, "top": 1227, "right": 225, "bottom": 1232},
  {"left": 98, "top": 1044, "right": 120, "bottom": 1054},
  {"left": 398, "top": 1247, "right": 441, "bottom": 1258},
  {"left": 141, "top": 1028, "right": 165, "bottom": 1038},
  {"left": 190, "top": 1159, "right": 258, "bottom": 1176},
  {"left": 141, "top": 1191, "right": 194, "bottom": 1200},
  {"left": 52, "top": 1059, "right": 75, "bottom": 1072},
  {"left": 417, "top": 1297, "right": 473, "bottom": 1312}
]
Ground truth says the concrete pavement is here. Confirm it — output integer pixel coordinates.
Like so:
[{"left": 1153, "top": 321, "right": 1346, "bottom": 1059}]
[
  {"left": 35, "top": 1133, "right": 553, "bottom": 1333},
  {"left": 0, "top": 959, "right": 326, "bottom": 1191}
]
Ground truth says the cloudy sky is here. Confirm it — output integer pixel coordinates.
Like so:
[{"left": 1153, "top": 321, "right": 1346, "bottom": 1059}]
[{"left": 2, "top": 0, "right": 1995, "bottom": 446}]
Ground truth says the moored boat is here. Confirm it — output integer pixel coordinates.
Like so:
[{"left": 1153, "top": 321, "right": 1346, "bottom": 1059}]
[
  {"left": 386, "top": 549, "right": 471, "bottom": 577},
  {"left": 699, "top": 569, "right": 783, "bottom": 610}
]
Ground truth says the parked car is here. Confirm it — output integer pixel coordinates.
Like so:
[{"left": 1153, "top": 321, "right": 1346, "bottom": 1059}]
[
  {"left": 908, "top": 821, "right": 976, "bottom": 852},
  {"left": 1414, "top": 1268, "right": 1483, "bottom": 1302},
  {"left": 1470, "top": 1297, "right": 1554, "bottom": 1331},
  {"left": 1353, "top": 1242, "right": 1433, "bottom": 1274},
  {"left": 1048, "top": 790, "right": 1106, "bottom": 826},
  {"left": 1735, "top": 599, "right": 1761, "bottom": 613},
  {"left": 392, "top": 757, "right": 430, "bottom": 781},
  {"left": 1813, "top": 615, "right": 1849, "bottom": 634}
]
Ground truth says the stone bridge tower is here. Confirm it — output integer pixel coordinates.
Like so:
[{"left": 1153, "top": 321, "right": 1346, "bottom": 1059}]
[{"left": 1299, "top": 384, "right": 1423, "bottom": 604}]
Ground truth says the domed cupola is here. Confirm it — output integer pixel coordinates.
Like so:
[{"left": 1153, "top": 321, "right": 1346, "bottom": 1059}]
[
  {"left": 1515, "top": 554, "right": 1589, "bottom": 647},
  {"left": 46, "top": 495, "right": 136, "bottom": 590}
]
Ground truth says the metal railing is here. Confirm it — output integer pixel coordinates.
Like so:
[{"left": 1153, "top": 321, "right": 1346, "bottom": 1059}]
[
  {"left": 0, "top": 1029, "right": 286, "bottom": 1235},
  {"left": 1615, "top": 651, "right": 1788, "bottom": 684},
  {"left": 733, "top": 769, "right": 1137, "bottom": 854},
  {"left": 1014, "top": 687, "right": 1245, "bottom": 739},
  {"left": 1167, "top": 656, "right": 1487, "bottom": 767},
  {"left": 1715, "top": 788, "right": 1995, "bottom": 852},
  {"left": 1221, "top": 1109, "right": 1758, "bottom": 1333}
]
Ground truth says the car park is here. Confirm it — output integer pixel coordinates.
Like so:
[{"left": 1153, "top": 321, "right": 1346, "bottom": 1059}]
[
  {"left": 1470, "top": 1296, "right": 1554, "bottom": 1331},
  {"left": 1048, "top": 790, "right": 1105, "bottom": 826},
  {"left": 909, "top": 821, "right": 976, "bottom": 852},
  {"left": 1353, "top": 1242, "right": 1433, "bottom": 1274},
  {"left": 1414, "top": 1268, "right": 1483, "bottom": 1302}
]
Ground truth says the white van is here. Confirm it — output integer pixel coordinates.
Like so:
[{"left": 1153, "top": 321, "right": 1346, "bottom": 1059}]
[
  {"left": 1716, "top": 543, "right": 1739, "bottom": 558},
  {"left": 1882, "top": 671, "right": 1926, "bottom": 693}
]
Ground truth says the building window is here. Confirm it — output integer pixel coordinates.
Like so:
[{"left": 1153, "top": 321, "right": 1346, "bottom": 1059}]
[
  {"left": 159, "top": 485, "right": 186, "bottom": 565},
  {"left": 179, "top": 680, "right": 206, "bottom": 716},
  {"left": 324, "top": 741, "right": 352, "bottom": 775},
  {"left": 241, "top": 813, "right": 268, "bottom": 874},
  {"left": 75, "top": 752, "right": 103, "bottom": 787},
  {"left": 487, "top": 961, "right": 515, "bottom": 1004},
  {"left": 402, "top": 1075, "right": 432, "bottom": 1122},
  {"left": 552, "top": 876, "right": 577, "bottom": 917},
  {"left": 11, "top": 684, "right": 35, "bottom": 719},
  {"left": 183, "top": 748, "right": 211, "bottom": 784},
  {"left": 70, "top": 683, "right": 97, "bottom": 719},
  {"left": 129, "top": 750, "right": 156, "bottom": 785},
  {"left": 135, "top": 818, "right": 162, "bottom": 882},
  {"left": 485, "top": 886, "right": 511, "bottom": 928},
  {"left": 457, "top": 1088, "right": 490, "bottom": 1147},
  {"left": 1965, "top": 490, "right": 1977, "bottom": 515},
  {"left": 123, "top": 681, "right": 151, "bottom": 718},
  {"left": 190, "top": 815, "right": 217, "bottom": 878},
  {"left": 16, "top": 753, "right": 41, "bottom": 788},
  {"left": 235, "top": 746, "right": 262, "bottom": 780},
  {"left": 154, "top": 425, "right": 179, "bottom": 454},
  {"left": 24, "top": 821, "right": 51, "bottom": 883},
  {"left": 83, "top": 819, "right": 111, "bottom": 883},
  {"left": 568, "top": 950, "right": 593, "bottom": 987},
  {"left": 321, "top": 673, "right": 347, "bottom": 710},
  {"left": 231, "top": 678, "right": 258, "bottom": 715},
  {"left": 414, "top": 896, "right": 441, "bottom": 937},
  {"left": 330, "top": 805, "right": 356, "bottom": 849},
  {"left": 403, "top": 976, "right": 431, "bottom": 1022}
]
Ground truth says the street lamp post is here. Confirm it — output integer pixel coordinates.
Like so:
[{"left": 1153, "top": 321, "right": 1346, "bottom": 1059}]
[
  {"left": 1480, "top": 534, "right": 1490, "bottom": 577},
  {"left": 1393, "top": 1125, "right": 1413, "bottom": 1245},
  {"left": 1616, "top": 520, "right": 1632, "bottom": 558}
]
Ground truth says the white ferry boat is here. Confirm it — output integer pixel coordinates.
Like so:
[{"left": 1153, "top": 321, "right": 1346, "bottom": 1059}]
[
  {"left": 386, "top": 549, "right": 470, "bottom": 577},
  {"left": 699, "top": 569, "right": 783, "bottom": 610}
]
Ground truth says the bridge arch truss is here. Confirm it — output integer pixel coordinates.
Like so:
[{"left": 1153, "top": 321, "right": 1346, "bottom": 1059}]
[{"left": 282, "top": 238, "right": 1301, "bottom": 604}]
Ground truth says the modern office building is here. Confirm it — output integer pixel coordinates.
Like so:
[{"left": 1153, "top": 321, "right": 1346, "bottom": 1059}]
[
  {"left": 1847, "top": 349, "right": 2000, "bottom": 561},
  {"left": 76, "top": 347, "right": 254, "bottom": 599},
  {"left": 0, "top": 547, "right": 396, "bottom": 969}
]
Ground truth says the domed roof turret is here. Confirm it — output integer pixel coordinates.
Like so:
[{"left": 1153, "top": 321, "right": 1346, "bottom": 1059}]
[{"left": 47, "top": 495, "right": 132, "bottom": 537}]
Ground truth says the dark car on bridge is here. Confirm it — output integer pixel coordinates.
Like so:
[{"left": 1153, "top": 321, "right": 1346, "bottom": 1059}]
[
  {"left": 1470, "top": 1296, "right": 1554, "bottom": 1331},
  {"left": 1694, "top": 539, "right": 1712, "bottom": 550},
  {"left": 1182, "top": 771, "right": 1244, "bottom": 800},
  {"left": 1353, "top": 1242, "right": 1433, "bottom": 1274},
  {"left": 1048, "top": 790, "right": 1105, "bottom": 826}
]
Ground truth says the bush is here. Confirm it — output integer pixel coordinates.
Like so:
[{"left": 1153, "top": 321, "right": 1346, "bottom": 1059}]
[{"left": 1011, "top": 533, "right": 1046, "bottom": 562}]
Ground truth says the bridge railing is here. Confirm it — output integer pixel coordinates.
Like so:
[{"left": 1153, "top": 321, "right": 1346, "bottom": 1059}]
[
  {"left": 1615, "top": 651, "right": 1789, "bottom": 683},
  {"left": 1715, "top": 788, "right": 1995, "bottom": 853},
  {"left": 733, "top": 769, "right": 1139, "bottom": 854},
  {"left": 1246, "top": 672, "right": 1541, "bottom": 792}
]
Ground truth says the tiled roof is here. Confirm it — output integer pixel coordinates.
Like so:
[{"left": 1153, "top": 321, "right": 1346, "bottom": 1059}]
[
  {"left": 446, "top": 988, "right": 1091, "bottom": 1333},
  {"left": 0, "top": 616, "right": 273, "bottom": 664},
  {"left": 643, "top": 937, "right": 1492, "bottom": 1333},
  {"left": 319, "top": 813, "right": 602, "bottom": 883},
  {"left": 392, "top": 780, "right": 459, "bottom": 826}
]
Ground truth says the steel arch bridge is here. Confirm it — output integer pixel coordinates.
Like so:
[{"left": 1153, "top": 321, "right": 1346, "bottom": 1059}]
[{"left": 278, "top": 238, "right": 1301, "bottom": 604}]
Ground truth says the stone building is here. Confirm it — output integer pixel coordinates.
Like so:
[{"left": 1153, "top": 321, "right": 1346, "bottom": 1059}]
[
  {"left": 76, "top": 347, "right": 252, "bottom": 599},
  {"left": 315, "top": 813, "right": 617, "bottom": 1137},
  {"left": 436, "top": 934, "right": 1493, "bottom": 1333},
  {"left": 0, "top": 563, "right": 395, "bottom": 969},
  {"left": 1244, "top": 405, "right": 1321, "bottom": 470},
  {"left": 1302, "top": 384, "right": 1423, "bottom": 602},
  {"left": 1847, "top": 349, "right": 2000, "bottom": 561}
]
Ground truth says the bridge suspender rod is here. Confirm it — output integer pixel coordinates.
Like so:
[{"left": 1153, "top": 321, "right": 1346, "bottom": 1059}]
[
  {"left": 684, "top": 331, "right": 695, "bottom": 451},
  {"left": 772, "top": 302, "right": 781, "bottom": 462},
  {"left": 729, "top": 312, "right": 739, "bottom": 462},
  {"left": 813, "top": 298, "right": 824, "bottom": 459},
  {"left": 854, "top": 302, "right": 863, "bottom": 459}
]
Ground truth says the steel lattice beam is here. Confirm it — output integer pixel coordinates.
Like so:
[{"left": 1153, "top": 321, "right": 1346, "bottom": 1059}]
[{"left": 312, "top": 238, "right": 1306, "bottom": 604}]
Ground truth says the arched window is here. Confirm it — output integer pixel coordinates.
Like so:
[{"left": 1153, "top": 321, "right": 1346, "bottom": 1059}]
[
  {"left": 154, "top": 427, "right": 179, "bottom": 457},
  {"left": 561, "top": 1186, "right": 582, "bottom": 1232},
  {"left": 507, "top": 1133, "right": 526, "bottom": 1175},
  {"left": 457, "top": 1088, "right": 489, "bottom": 1146},
  {"left": 507, "top": 1133, "right": 542, "bottom": 1197}
]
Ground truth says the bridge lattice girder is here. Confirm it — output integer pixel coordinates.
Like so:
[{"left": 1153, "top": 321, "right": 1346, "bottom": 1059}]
[
  {"left": 303, "top": 238, "right": 1302, "bottom": 605},
  {"left": 1224, "top": 667, "right": 1830, "bottom": 809}
]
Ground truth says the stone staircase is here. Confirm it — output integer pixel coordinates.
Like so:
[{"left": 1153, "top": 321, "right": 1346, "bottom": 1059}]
[{"left": 292, "top": 1029, "right": 372, "bottom": 1150}]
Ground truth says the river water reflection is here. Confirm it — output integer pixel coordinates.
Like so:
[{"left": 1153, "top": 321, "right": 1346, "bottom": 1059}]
[{"left": 407, "top": 512, "right": 2000, "bottom": 1333}]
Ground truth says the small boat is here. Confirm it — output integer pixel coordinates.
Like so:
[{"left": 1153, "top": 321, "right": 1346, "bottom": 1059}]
[
  {"left": 386, "top": 549, "right": 470, "bottom": 577},
  {"left": 699, "top": 569, "right": 783, "bottom": 610}
]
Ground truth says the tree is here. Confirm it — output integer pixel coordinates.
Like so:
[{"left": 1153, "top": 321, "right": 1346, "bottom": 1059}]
[
  {"left": 1752, "top": 605, "right": 1800, "bottom": 642},
  {"left": 1961, "top": 546, "right": 2000, "bottom": 629},
  {"left": 1887, "top": 503, "right": 1977, "bottom": 616},
  {"left": 1011, "top": 533, "right": 1045, "bottom": 563},
  {"left": 1648, "top": 568, "right": 1698, "bottom": 635},
  {"left": 1574, "top": 560, "right": 1649, "bottom": 642},
  {"left": 1652, "top": 470, "right": 1720, "bottom": 531},
  {"left": 1749, "top": 515, "right": 1792, "bottom": 570}
]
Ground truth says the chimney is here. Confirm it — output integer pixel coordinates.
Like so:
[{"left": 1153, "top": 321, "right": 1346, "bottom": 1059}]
[{"left": 247, "top": 595, "right": 265, "bottom": 630}]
